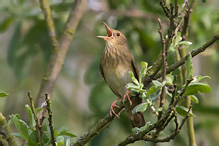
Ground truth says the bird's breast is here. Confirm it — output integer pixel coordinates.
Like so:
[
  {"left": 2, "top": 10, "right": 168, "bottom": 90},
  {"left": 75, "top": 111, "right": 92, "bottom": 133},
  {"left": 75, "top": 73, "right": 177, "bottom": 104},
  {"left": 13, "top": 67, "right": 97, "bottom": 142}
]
[{"left": 101, "top": 55, "right": 133, "bottom": 97}]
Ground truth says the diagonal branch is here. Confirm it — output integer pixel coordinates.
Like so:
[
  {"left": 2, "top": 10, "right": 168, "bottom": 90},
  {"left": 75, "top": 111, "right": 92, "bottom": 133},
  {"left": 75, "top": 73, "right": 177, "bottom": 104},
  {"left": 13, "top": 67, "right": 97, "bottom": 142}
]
[
  {"left": 73, "top": 103, "right": 124, "bottom": 146},
  {"left": 36, "top": 0, "right": 87, "bottom": 106},
  {"left": 145, "top": 35, "right": 219, "bottom": 83}
]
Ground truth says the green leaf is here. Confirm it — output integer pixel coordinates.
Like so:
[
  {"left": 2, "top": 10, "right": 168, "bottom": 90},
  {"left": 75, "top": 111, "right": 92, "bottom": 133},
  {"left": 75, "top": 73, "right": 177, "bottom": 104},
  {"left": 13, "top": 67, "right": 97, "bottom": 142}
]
[
  {"left": 56, "top": 136, "right": 64, "bottom": 146},
  {"left": 185, "top": 53, "right": 193, "bottom": 80},
  {"left": 132, "top": 102, "right": 148, "bottom": 114},
  {"left": 12, "top": 133, "right": 23, "bottom": 138},
  {"left": 0, "top": 92, "right": 8, "bottom": 97},
  {"left": 192, "top": 75, "right": 211, "bottom": 83},
  {"left": 140, "top": 62, "right": 148, "bottom": 81},
  {"left": 139, "top": 122, "right": 151, "bottom": 132},
  {"left": 183, "top": 83, "right": 211, "bottom": 96},
  {"left": 176, "top": 41, "right": 192, "bottom": 46},
  {"left": 126, "top": 83, "right": 138, "bottom": 90},
  {"left": 131, "top": 127, "right": 140, "bottom": 133},
  {"left": 169, "top": 43, "right": 175, "bottom": 52},
  {"left": 62, "top": 132, "right": 77, "bottom": 138},
  {"left": 152, "top": 80, "right": 162, "bottom": 86},
  {"left": 59, "top": 126, "right": 68, "bottom": 134},
  {"left": 129, "top": 71, "right": 139, "bottom": 85},
  {"left": 12, "top": 115, "right": 29, "bottom": 140},
  {"left": 28, "top": 130, "right": 38, "bottom": 146},
  {"left": 176, "top": 105, "right": 195, "bottom": 117},
  {"left": 175, "top": 32, "right": 182, "bottom": 45},
  {"left": 190, "top": 95, "right": 199, "bottom": 104},
  {"left": 35, "top": 107, "right": 43, "bottom": 115},
  {"left": 0, "top": 16, "right": 13, "bottom": 32},
  {"left": 65, "top": 138, "right": 71, "bottom": 146},
  {"left": 25, "top": 104, "right": 35, "bottom": 129},
  {"left": 166, "top": 74, "right": 174, "bottom": 85}
]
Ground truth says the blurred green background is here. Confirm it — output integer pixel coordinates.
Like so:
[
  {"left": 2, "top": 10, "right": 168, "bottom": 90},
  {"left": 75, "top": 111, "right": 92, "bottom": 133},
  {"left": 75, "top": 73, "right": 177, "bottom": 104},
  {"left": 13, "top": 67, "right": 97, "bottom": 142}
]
[{"left": 0, "top": 0, "right": 219, "bottom": 145}]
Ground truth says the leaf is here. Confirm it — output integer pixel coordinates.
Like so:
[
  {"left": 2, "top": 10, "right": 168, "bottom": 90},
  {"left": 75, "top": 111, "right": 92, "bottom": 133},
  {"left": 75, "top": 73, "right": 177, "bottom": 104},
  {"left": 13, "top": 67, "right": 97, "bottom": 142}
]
[
  {"left": 28, "top": 130, "right": 38, "bottom": 146},
  {"left": 139, "top": 122, "right": 151, "bottom": 132},
  {"left": 25, "top": 104, "right": 35, "bottom": 129},
  {"left": 166, "top": 74, "right": 174, "bottom": 85},
  {"left": 192, "top": 75, "right": 211, "bottom": 83},
  {"left": 132, "top": 102, "right": 148, "bottom": 114},
  {"left": 12, "top": 133, "right": 23, "bottom": 138},
  {"left": 65, "top": 138, "right": 71, "bottom": 146},
  {"left": 140, "top": 62, "right": 148, "bottom": 79},
  {"left": 152, "top": 80, "right": 162, "bottom": 86},
  {"left": 56, "top": 136, "right": 64, "bottom": 146},
  {"left": 176, "top": 105, "right": 195, "bottom": 117},
  {"left": 190, "top": 95, "right": 199, "bottom": 104},
  {"left": 12, "top": 115, "right": 29, "bottom": 140},
  {"left": 126, "top": 83, "right": 138, "bottom": 90},
  {"left": 183, "top": 83, "right": 211, "bottom": 96},
  {"left": 129, "top": 71, "right": 139, "bottom": 85},
  {"left": 59, "top": 126, "right": 68, "bottom": 134},
  {"left": 0, "top": 92, "right": 8, "bottom": 97},
  {"left": 0, "top": 16, "right": 13, "bottom": 32},
  {"left": 131, "top": 127, "right": 140, "bottom": 133},
  {"left": 176, "top": 41, "right": 192, "bottom": 46},
  {"left": 185, "top": 53, "right": 193, "bottom": 80},
  {"left": 62, "top": 132, "right": 77, "bottom": 138},
  {"left": 175, "top": 32, "right": 182, "bottom": 46}
]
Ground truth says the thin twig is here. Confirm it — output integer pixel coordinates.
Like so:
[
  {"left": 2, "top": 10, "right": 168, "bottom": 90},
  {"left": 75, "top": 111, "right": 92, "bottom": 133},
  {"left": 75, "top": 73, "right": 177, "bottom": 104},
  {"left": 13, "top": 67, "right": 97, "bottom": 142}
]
[
  {"left": 39, "top": 0, "right": 58, "bottom": 50},
  {"left": 27, "top": 92, "right": 42, "bottom": 146},
  {"left": 157, "top": 18, "right": 167, "bottom": 120},
  {"left": 45, "top": 94, "right": 55, "bottom": 146}
]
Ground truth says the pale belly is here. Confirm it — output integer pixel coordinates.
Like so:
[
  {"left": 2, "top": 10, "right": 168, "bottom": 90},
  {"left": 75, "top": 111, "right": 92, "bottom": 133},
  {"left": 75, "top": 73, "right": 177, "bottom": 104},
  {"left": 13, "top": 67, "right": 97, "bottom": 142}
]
[{"left": 103, "top": 64, "right": 132, "bottom": 97}]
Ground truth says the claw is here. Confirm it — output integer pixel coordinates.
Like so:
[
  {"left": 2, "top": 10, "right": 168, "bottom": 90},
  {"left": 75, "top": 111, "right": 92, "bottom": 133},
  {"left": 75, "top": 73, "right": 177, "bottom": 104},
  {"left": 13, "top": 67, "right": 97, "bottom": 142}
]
[
  {"left": 110, "top": 97, "right": 121, "bottom": 118},
  {"left": 123, "top": 91, "right": 132, "bottom": 105}
]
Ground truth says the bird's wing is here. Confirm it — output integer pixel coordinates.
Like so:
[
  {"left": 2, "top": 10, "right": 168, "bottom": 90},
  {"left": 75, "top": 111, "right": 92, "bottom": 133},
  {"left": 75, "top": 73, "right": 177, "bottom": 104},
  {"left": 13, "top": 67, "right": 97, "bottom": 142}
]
[
  {"left": 99, "top": 65, "right": 105, "bottom": 80},
  {"left": 99, "top": 64, "right": 121, "bottom": 97},
  {"left": 131, "top": 59, "right": 139, "bottom": 81}
]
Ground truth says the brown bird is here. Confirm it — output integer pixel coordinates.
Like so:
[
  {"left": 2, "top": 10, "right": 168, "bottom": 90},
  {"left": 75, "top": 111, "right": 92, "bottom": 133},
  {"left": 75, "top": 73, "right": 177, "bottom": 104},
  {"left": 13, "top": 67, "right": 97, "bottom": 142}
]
[{"left": 97, "top": 22, "right": 145, "bottom": 128}]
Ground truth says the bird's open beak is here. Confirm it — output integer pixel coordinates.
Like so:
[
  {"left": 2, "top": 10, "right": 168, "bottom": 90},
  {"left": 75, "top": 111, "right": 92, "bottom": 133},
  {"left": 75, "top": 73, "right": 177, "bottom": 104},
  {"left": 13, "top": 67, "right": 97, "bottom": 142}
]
[{"left": 97, "top": 22, "right": 113, "bottom": 40}]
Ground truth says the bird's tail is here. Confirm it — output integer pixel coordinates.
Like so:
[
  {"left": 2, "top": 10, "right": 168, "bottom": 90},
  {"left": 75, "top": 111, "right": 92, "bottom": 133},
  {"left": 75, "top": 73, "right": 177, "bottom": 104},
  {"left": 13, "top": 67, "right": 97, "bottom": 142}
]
[{"left": 125, "top": 95, "right": 145, "bottom": 128}]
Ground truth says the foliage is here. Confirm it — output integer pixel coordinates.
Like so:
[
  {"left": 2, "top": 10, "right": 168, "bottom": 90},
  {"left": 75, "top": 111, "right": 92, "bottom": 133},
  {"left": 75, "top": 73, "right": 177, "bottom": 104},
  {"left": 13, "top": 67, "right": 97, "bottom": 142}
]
[
  {"left": 8, "top": 104, "right": 76, "bottom": 146},
  {"left": 0, "top": 0, "right": 219, "bottom": 146}
]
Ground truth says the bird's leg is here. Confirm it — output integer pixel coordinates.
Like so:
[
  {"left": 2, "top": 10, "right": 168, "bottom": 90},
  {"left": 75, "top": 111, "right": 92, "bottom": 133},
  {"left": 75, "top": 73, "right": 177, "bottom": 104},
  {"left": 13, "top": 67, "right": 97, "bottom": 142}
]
[
  {"left": 123, "top": 90, "right": 132, "bottom": 105},
  {"left": 110, "top": 97, "right": 121, "bottom": 118}
]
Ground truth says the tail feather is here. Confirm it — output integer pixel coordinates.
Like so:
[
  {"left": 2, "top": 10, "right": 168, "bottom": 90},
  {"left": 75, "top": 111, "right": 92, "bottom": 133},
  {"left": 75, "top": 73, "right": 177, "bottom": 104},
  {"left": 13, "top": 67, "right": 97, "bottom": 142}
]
[
  {"left": 125, "top": 94, "right": 145, "bottom": 128},
  {"left": 129, "top": 111, "right": 145, "bottom": 128}
]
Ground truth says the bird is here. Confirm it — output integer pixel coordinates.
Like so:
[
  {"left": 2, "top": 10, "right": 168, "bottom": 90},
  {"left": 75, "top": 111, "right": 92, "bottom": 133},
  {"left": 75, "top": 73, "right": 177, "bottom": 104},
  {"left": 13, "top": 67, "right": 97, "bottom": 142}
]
[{"left": 97, "top": 22, "right": 145, "bottom": 128}]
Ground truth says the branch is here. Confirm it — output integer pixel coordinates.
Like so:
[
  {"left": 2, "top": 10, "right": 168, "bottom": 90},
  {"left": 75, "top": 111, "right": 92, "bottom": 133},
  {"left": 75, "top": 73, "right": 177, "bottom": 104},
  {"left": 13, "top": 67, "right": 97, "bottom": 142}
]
[
  {"left": 149, "top": 35, "right": 219, "bottom": 81},
  {"left": 27, "top": 92, "right": 42, "bottom": 146},
  {"left": 157, "top": 18, "right": 167, "bottom": 120},
  {"left": 36, "top": 0, "right": 87, "bottom": 106},
  {"left": 115, "top": 81, "right": 193, "bottom": 146},
  {"left": 143, "top": 0, "right": 194, "bottom": 87},
  {"left": 0, "top": 113, "right": 17, "bottom": 146},
  {"left": 73, "top": 103, "right": 124, "bottom": 146},
  {"left": 45, "top": 94, "right": 55, "bottom": 146},
  {"left": 39, "top": 0, "right": 58, "bottom": 50}
]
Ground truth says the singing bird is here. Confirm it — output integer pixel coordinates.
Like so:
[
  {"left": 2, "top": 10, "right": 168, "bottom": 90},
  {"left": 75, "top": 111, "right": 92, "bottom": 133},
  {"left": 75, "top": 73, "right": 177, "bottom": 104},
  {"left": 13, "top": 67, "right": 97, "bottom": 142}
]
[{"left": 97, "top": 22, "right": 145, "bottom": 127}]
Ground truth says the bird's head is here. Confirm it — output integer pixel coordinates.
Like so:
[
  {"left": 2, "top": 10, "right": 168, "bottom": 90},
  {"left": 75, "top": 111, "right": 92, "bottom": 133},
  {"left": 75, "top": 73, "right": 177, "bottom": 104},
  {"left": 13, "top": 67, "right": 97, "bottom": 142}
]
[{"left": 97, "top": 22, "right": 127, "bottom": 46}]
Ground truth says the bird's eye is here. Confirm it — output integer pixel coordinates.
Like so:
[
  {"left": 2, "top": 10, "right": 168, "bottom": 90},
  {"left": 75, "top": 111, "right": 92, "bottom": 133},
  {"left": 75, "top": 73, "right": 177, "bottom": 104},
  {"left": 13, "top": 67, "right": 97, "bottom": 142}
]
[{"left": 116, "top": 33, "right": 120, "bottom": 36}]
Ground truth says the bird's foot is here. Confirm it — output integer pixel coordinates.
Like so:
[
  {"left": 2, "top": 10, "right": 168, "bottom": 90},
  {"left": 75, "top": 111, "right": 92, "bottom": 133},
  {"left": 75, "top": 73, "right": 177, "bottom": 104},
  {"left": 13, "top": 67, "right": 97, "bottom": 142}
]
[
  {"left": 110, "top": 97, "right": 121, "bottom": 118},
  {"left": 123, "top": 90, "right": 132, "bottom": 105}
]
